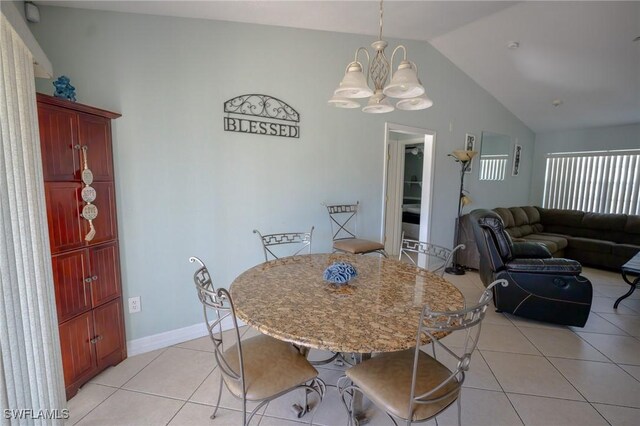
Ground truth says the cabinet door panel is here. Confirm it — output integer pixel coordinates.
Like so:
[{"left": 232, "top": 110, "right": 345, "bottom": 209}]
[
  {"left": 52, "top": 250, "right": 91, "bottom": 323},
  {"left": 38, "top": 104, "right": 79, "bottom": 181},
  {"left": 45, "top": 182, "right": 83, "bottom": 253},
  {"left": 93, "top": 299, "right": 125, "bottom": 368},
  {"left": 89, "top": 243, "right": 121, "bottom": 306},
  {"left": 59, "top": 313, "right": 96, "bottom": 388},
  {"left": 79, "top": 114, "right": 114, "bottom": 181},
  {"left": 85, "top": 182, "right": 117, "bottom": 245}
]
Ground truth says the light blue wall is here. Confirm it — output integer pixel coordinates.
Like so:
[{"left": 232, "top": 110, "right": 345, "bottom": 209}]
[
  {"left": 530, "top": 123, "right": 640, "bottom": 204},
  {"left": 31, "top": 6, "right": 534, "bottom": 341}
]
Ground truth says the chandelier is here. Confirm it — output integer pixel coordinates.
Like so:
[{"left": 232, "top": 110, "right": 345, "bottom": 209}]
[{"left": 328, "top": 0, "right": 433, "bottom": 113}]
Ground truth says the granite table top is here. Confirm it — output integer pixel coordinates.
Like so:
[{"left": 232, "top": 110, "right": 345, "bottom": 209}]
[{"left": 230, "top": 253, "right": 465, "bottom": 353}]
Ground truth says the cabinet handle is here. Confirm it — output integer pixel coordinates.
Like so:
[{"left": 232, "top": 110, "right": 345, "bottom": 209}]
[
  {"left": 89, "top": 335, "right": 103, "bottom": 344},
  {"left": 74, "top": 144, "right": 82, "bottom": 150},
  {"left": 84, "top": 277, "right": 93, "bottom": 283},
  {"left": 92, "top": 275, "right": 98, "bottom": 281}
]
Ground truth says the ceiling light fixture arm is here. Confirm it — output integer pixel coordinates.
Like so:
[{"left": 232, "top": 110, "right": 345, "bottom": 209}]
[{"left": 389, "top": 45, "right": 411, "bottom": 80}]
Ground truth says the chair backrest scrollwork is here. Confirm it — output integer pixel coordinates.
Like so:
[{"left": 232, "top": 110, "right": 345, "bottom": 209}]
[
  {"left": 408, "top": 279, "right": 508, "bottom": 418},
  {"left": 325, "top": 202, "right": 360, "bottom": 241},
  {"left": 253, "top": 227, "right": 314, "bottom": 261},
  {"left": 399, "top": 233, "right": 465, "bottom": 277},
  {"left": 189, "top": 257, "right": 245, "bottom": 393}
]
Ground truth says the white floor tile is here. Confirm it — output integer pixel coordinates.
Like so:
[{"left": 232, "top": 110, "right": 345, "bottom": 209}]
[
  {"left": 590, "top": 296, "right": 637, "bottom": 315},
  {"left": 550, "top": 358, "right": 640, "bottom": 407},
  {"left": 435, "top": 388, "right": 523, "bottom": 426},
  {"left": 482, "top": 351, "right": 584, "bottom": 400},
  {"left": 122, "top": 347, "right": 215, "bottom": 400},
  {"left": 477, "top": 324, "right": 541, "bottom": 355},
  {"left": 168, "top": 402, "right": 252, "bottom": 426},
  {"left": 189, "top": 367, "right": 263, "bottom": 413},
  {"left": 598, "top": 313, "right": 640, "bottom": 337},
  {"left": 507, "top": 393, "right": 608, "bottom": 426},
  {"left": 65, "top": 383, "right": 117, "bottom": 425},
  {"left": 89, "top": 348, "right": 165, "bottom": 388},
  {"left": 519, "top": 327, "right": 608, "bottom": 361},
  {"left": 75, "top": 389, "right": 183, "bottom": 426},
  {"left": 434, "top": 346, "right": 501, "bottom": 391},
  {"left": 619, "top": 364, "right": 640, "bottom": 381},
  {"left": 570, "top": 312, "right": 628, "bottom": 335},
  {"left": 576, "top": 332, "right": 640, "bottom": 365},
  {"left": 592, "top": 403, "right": 640, "bottom": 426}
]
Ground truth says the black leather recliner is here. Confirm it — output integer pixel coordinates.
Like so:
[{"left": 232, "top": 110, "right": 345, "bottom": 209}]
[{"left": 470, "top": 209, "right": 592, "bottom": 327}]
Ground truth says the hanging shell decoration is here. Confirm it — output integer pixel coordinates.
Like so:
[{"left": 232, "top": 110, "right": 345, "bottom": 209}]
[{"left": 80, "top": 145, "right": 97, "bottom": 241}]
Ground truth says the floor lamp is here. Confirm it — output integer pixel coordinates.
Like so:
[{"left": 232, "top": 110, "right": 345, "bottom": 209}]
[{"left": 444, "top": 150, "right": 478, "bottom": 275}]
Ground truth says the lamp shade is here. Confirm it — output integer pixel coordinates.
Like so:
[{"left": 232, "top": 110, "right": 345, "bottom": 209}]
[
  {"left": 362, "top": 91, "right": 394, "bottom": 114},
  {"left": 328, "top": 95, "right": 360, "bottom": 109},
  {"left": 451, "top": 150, "right": 478, "bottom": 162},
  {"left": 383, "top": 60, "right": 425, "bottom": 99},
  {"left": 334, "top": 62, "right": 374, "bottom": 99},
  {"left": 396, "top": 93, "right": 433, "bottom": 111}
]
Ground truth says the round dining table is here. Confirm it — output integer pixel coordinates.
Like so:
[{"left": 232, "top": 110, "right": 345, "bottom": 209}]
[{"left": 230, "top": 252, "right": 465, "bottom": 354}]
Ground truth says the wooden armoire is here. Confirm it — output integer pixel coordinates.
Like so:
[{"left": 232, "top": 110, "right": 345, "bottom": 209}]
[{"left": 36, "top": 93, "right": 126, "bottom": 399}]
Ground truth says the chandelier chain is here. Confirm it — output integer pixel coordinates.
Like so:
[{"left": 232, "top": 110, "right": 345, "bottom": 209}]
[{"left": 379, "top": 0, "right": 384, "bottom": 40}]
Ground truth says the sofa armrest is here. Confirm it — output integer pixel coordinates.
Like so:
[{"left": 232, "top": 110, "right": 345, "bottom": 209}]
[
  {"left": 512, "top": 242, "right": 552, "bottom": 259},
  {"left": 505, "top": 258, "right": 582, "bottom": 275}
]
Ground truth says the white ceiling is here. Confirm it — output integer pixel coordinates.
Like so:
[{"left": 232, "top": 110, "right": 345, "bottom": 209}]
[{"left": 37, "top": 1, "right": 640, "bottom": 133}]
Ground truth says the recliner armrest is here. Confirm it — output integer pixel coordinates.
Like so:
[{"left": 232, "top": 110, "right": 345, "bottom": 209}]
[
  {"left": 505, "top": 258, "right": 582, "bottom": 275},
  {"left": 512, "top": 242, "right": 552, "bottom": 259}
]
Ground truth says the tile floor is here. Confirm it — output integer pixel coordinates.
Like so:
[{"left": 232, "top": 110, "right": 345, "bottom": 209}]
[{"left": 68, "top": 267, "right": 640, "bottom": 425}]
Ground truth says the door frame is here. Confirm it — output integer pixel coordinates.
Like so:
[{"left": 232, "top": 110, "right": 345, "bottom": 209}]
[{"left": 381, "top": 123, "right": 436, "bottom": 259}]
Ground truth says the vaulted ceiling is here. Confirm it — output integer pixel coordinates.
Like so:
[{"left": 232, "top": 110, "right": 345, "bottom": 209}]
[{"left": 39, "top": 1, "right": 640, "bottom": 133}]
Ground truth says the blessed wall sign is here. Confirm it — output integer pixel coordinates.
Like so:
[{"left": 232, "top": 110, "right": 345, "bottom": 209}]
[{"left": 223, "top": 94, "right": 300, "bottom": 138}]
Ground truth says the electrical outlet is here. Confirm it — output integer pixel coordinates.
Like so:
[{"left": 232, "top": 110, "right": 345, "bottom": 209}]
[{"left": 128, "top": 296, "right": 141, "bottom": 313}]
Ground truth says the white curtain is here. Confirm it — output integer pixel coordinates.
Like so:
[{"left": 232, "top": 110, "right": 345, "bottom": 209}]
[{"left": 1, "top": 14, "right": 66, "bottom": 424}]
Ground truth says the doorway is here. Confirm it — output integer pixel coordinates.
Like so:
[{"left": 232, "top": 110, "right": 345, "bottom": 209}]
[{"left": 382, "top": 123, "right": 435, "bottom": 265}]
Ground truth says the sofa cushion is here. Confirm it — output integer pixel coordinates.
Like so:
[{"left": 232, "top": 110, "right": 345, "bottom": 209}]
[
  {"left": 510, "top": 207, "right": 530, "bottom": 226},
  {"left": 568, "top": 237, "right": 615, "bottom": 254},
  {"left": 521, "top": 233, "right": 569, "bottom": 253},
  {"left": 539, "top": 208, "right": 585, "bottom": 227},
  {"left": 522, "top": 206, "right": 541, "bottom": 224},
  {"left": 494, "top": 208, "right": 515, "bottom": 228},
  {"left": 582, "top": 212, "right": 627, "bottom": 231},
  {"left": 621, "top": 216, "right": 640, "bottom": 245},
  {"left": 612, "top": 244, "right": 640, "bottom": 260}
]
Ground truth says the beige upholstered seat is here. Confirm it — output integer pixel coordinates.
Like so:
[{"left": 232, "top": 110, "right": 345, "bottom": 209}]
[
  {"left": 189, "top": 256, "right": 326, "bottom": 425},
  {"left": 224, "top": 334, "right": 318, "bottom": 401},
  {"left": 333, "top": 238, "right": 385, "bottom": 254},
  {"left": 338, "top": 279, "right": 508, "bottom": 426},
  {"left": 325, "top": 202, "right": 388, "bottom": 257},
  {"left": 347, "top": 349, "right": 459, "bottom": 421}
]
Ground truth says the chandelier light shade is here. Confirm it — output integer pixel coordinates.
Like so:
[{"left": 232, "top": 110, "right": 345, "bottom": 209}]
[
  {"left": 334, "top": 62, "right": 374, "bottom": 99},
  {"left": 396, "top": 93, "right": 434, "bottom": 110},
  {"left": 328, "top": 95, "right": 361, "bottom": 109},
  {"left": 362, "top": 90, "right": 395, "bottom": 113},
  {"left": 451, "top": 150, "right": 478, "bottom": 162},
  {"left": 329, "top": 0, "right": 432, "bottom": 113}
]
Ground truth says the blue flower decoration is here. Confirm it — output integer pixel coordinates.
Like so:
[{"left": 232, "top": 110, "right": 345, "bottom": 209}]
[
  {"left": 53, "top": 76, "right": 76, "bottom": 102},
  {"left": 323, "top": 262, "right": 358, "bottom": 285}
]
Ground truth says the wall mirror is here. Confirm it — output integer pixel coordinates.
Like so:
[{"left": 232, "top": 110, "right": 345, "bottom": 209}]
[{"left": 479, "top": 131, "right": 512, "bottom": 181}]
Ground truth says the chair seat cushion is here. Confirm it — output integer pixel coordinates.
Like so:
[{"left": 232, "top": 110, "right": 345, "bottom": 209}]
[
  {"left": 333, "top": 238, "right": 385, "bottom": 254},
  {"left": 223, "top": 334, "right": 317, "bottom": 401},
  {"left": 346, "top": 349, "right": 460, "bottom": 421},
  {"left": 504, "top": 258, "right": 582, "bottom": 274}
]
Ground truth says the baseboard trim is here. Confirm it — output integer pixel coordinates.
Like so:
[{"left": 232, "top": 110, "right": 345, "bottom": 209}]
[{"left": 126, "top": 317, "right": 246, "bottom": 357}]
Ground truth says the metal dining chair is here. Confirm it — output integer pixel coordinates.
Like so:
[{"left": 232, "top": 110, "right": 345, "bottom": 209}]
[
  {"left": 325, "top": 202, "right": 388, "bottom": 257},
  {"left": 189, "top": 256, "right": 326, "bottom": 425},
  {"left": 399, "top": 232, "right": 465, "bottom": 277},
  {"left": 337, "top": 279, "right": 508, "bottom": 426},
  {"left": 253, "top": 227, "right": 314, "bottom": 261}
]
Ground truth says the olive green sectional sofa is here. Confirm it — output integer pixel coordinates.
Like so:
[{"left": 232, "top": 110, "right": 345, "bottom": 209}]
[{"left": 458, "top": 206, "right": 640, "bottom": 271}]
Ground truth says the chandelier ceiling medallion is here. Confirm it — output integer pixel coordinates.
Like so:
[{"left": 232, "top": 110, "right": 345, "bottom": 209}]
[{"left": 328, "top": 0, "right": 433, "bottom": 113}]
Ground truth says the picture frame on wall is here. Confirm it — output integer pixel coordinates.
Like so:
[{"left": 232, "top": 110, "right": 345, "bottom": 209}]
[
  {"left": 464, "top": 133, "right": 476, "bottom": 174},
  {"left": 512, "top": 143, "right": 522, "bottom": 176}
]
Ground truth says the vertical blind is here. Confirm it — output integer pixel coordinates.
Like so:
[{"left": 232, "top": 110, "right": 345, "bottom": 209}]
[
  {"left": 479, "top": 155, "right": 508, "bottom": 181},
  {"left": 542, "top": 150, "right": 640, "bottom": 215}
]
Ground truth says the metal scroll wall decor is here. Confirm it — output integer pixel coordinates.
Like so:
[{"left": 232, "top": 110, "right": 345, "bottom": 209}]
[
  {"left": 223, "top": 94, "right": 300, "bottom": 138},
  {"left": 80, "top": 145, "right": 97, "bottom": 241}
]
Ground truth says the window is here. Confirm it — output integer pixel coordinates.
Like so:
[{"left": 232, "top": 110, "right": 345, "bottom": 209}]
[
  {"left": 542, "top": 149, "right": 640, "bottom": 215},
  {"left": 479, "top": 155, "right": 508, "bottom": 181}
]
